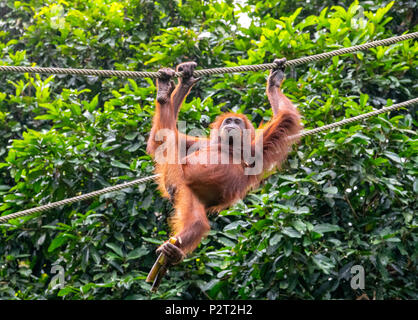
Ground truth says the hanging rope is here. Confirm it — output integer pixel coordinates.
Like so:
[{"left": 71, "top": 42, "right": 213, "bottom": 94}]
[
  {"left": 0, "top": 175, "right": 158, "bottom": 223},
  {"left": 0, "top": 32, "right": 417, "bottom": 79},
  {"left": 0, "top": 97, "right": 416, "bottom": 224}
]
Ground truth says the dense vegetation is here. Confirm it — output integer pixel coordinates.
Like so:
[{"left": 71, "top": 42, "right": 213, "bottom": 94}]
[{"left": 0, "top": 0, "right": 416, "bottom": 300}]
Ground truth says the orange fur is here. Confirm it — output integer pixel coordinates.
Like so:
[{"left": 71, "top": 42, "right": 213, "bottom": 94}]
[{"left": 147, "top": 70, "right": 301, "bottom": 255}]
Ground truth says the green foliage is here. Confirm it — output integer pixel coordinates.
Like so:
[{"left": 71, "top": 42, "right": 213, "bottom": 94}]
[{"left": 0, "top": 0, "right": 417, "bottom": 300}]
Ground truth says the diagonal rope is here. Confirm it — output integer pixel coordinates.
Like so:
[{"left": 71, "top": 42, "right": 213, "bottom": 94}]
[
  {"left": 0, "top": 32, "right": 417, "bottom": 79},
  {"left": 0, "top": 97, "right": 416, "bottom": 224},
  {"left": 0, "top": 175, "right": 158, "bottom": 223},
  {"left": 293, "top": 97, "right": 418, "bottom": 139},
  {"left": 194, "top": 32, "right": 418, "bottom": 77}
]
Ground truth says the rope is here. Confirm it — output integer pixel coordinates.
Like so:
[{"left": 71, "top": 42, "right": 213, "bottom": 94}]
[
  {"left": 0, "top": 32, "right": 417, "bottom": 79},
  {"left": 0, "top": 175, "right": 158, "bottom": 223},
  {"left": 295, "top": 97, "right": 418, "bottom": 139},
  {"left": 0, "top": 97, "right": 416, "bottom": 224},
  {"left": 194, "top": 32, "right": 418, "bottom": 77}
]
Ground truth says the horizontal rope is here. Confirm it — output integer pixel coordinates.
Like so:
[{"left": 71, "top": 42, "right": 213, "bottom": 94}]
[
  {"left": 0, "top": 32, "right": 417, "bottom": 79},
  {"left": 0, "top": 97, "right": 416, "bottom": 224},
  {"left": 0, "top": 175, "right": 158, "bottom": 223}
]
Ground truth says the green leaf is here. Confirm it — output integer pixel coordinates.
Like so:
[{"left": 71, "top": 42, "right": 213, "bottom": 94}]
[
  {"left": 217, "top": 237, "right": 235, "bottom": 247},
  {"left": 282, "top": 227, "right": 302, "bottom": 238},
  {"left": 384, "top": 151, "right": 402, "bottom": 163},
  {"left": 323, "top": 186, "right": 338, "bottom": 194},
  {"left": 48, "top": 235, "right": 70, "bottom": 252},
  {"left": 127, "top": 247, "right": 148, "bottom": 260},
  {"left": 292, "top": 220, "right": 307, "bottom": 233},
  {"left": 142, "top": 237, "right": 163, "bottom": 245},
  {"left": 105, "top": 243, "right": 124, "bottom": 258},
  {"left": 111, "top": 160, "right": 131, "bottom": 170},
  {"left": 312, "top": 254, "right": 335, "bottom": 274},
  {"left": 223, "top": 220, "right": 250, "bottom": 232},
  {"left": 125, "top": 132, "right": 138, "bottom": 140},
  {"left": 269, "top": 233, "right": 282, "bottom": 246},
  {"left": 35, "top": 114, "right": 57, "bottom": 120},
  {"left": 313, "top": 223, "right": 342, "bottom": 234}
]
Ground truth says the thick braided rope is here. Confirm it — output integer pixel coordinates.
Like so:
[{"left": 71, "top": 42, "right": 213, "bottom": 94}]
[
  {"left": 0, "top": 66, "right": 163, "bottom": 79},
  {"left": 0, "top": 98, "right": 416, "bottom": 223},
  {"left": 0, "top": 32, "right": 417, "bottom": 79},
  {"left": 0, "top": 175, "right": 159, "bottom": 223},
  {"left": 288, "top": 97, "right": 418, "bottom": 141},
  {"left": 194, "top": 32, "right": 418, "bottom": 77}
]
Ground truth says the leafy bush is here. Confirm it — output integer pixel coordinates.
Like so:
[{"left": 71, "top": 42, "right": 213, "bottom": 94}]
[{"left": 0, "top": 0, "right": 416, "bottom": 299}]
